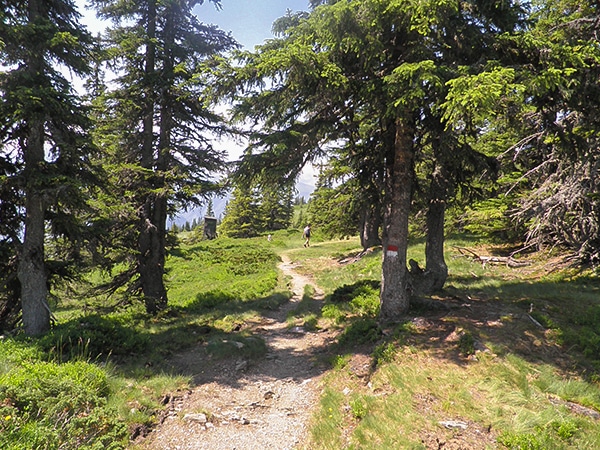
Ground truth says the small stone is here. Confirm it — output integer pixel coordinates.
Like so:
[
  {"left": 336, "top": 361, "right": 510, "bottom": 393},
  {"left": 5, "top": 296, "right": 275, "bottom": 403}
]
[
  {"left": 183, "top": 413, "right": 208, "bottom": 424},
  {"left": 263, "top": 390, "right": 275, "bottom": 399},
  {"left": 235, "top": 359, "right": 248, "bottom": 371},
  {"left": 439, "top": 420, "right": 468, "bottom": 430}
]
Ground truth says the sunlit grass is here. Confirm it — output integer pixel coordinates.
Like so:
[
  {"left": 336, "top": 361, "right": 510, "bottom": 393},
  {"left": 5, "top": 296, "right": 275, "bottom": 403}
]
[
  {"left": 296, "top": 234, "right": 600, "bottom": 450},
  {"left": 308, "top": 346, "right": 600, "bottom": 449},
  {"left": 4, "top": 228, "right": 600, "bottom": 449}
]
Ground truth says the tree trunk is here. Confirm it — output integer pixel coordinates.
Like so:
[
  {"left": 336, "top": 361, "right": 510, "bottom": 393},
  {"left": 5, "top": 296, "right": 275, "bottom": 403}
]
[
  {"left": 18, "top": 121, "right": 50, "bottom": 336},
  {"left": 138, "top": 197, "right": 168, "bottom": 313},
  {"left": 424, "top": 160, "right": 449, "bottom": 291},
  {"left": 137, "top": 0, "right": 168, "bottom": 314},
  {"left": 18, "top": 0, "right": 51, "bottom": 336},
  {"left": 380, "top": 115, "right": 414, "bottom": 322},
  {"left": 360, "top": 202, "right": 381, "bottom": 250}
]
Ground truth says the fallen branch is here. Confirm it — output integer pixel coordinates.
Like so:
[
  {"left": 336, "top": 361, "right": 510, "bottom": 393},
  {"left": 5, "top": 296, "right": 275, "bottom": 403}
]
[{"left": 453, "top": 246, "right": 532, "bottom": 269}]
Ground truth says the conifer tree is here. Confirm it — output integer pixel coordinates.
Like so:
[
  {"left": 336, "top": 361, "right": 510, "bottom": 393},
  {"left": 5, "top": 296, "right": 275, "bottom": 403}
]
[
  {"left": 0, "top": 0, "right": 95, "bottom": 335},
  {"left": 217, "top": 0, "right": 527, "bottom": 321},
  {"left": 219, "top": 183, "right": 262, "bottom": 238},
  {"left": 507, "top": 1, "right": 600, "bottom": 264},
  {"left": 206, "top": 198, "right": 216, "bottom": 217},
  {"left": 90, "top": 0, "right": 237, "bottom": 313},
  {"left": 261, "top": 183, "right": 294, "bottom": 231}
]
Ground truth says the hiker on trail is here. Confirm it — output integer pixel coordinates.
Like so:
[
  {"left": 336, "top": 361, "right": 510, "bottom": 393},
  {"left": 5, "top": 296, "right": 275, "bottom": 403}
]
[{"left": 303, "top": 224, "right": 311, "bottom": 247}]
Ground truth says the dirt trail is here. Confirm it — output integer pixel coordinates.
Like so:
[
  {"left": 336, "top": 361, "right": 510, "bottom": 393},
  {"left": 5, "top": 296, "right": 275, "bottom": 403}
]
[{"left": 137, "top": 253, "right": 335, "bottom": 450}]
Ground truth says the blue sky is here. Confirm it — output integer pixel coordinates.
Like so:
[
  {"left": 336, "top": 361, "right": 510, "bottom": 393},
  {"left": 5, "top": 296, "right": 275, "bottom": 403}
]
[
  {"left": 195, "top": 0, "right": 309, "bottom": 49},
  {"left": 78, "top": 0, "right": 310, "bottom": 49}
]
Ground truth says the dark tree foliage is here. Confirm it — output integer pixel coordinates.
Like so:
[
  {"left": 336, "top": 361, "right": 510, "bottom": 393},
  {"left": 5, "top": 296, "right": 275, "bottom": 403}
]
[
  {"left": 219, "top": 181, "right": 294, "bottom": 238},
  {"left": 219, "top": 184, "right": 263, "bottom": 238},
  {"left": 507, "top": 2, "right": 600, "bottom": 264},
  {"left": 0, "top": 0, "right": 96, "bottom": 335},
  {"left": 307, "top": 159, "right": 380, "bottom": 247}
]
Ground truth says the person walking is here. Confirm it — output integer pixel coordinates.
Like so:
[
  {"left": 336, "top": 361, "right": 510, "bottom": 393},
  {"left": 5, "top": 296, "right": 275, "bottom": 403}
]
[{"left": 303, "top": 224, "right": 311, "bottom": 247}]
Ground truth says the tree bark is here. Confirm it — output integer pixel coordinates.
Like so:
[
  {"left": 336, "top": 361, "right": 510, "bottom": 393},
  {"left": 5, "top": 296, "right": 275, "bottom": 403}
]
[
  {"left": 359, "top": 202, "right": 382, "bottom": 250},
  {"left": 380, "top": 115, "right": 414, "bottom": 322},
  {"left": 138, "top": 199, "right": 168, "bottom": 313},
  {"left": 424, "top": 159, "right": 449, "bottom": 291},
  {"left": 17, "top": 0, "right": 51, "bottom": 336},
  {"left": 137, "top": 0, "right": 168, "bottom": 314},
  {"left": 18, "top": 121, "right": 51, "bottom": 336}
]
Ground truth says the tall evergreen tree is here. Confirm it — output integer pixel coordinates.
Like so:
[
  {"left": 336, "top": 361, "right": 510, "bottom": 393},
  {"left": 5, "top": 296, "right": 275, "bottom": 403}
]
[
  {"left": 0, "top": 0, "right": 95, "bottom": 335},
  {"left": 307, "top": 161, "right": 370, "bottom": 243},
  {"left": 206, "top": 198, "right": 215, "bottom": 217},
  {"left": 219, "top": 183, "right": 262, "bottom": 238},
  {"left": 216, "top": 0, "right": 527, "bottom": 321},
  {"left": 261, "top": 183, "right": 294, "bottom": 231},
  {"left": 507, "top": 1, "right": 600, "bottom": 264},
  {"left": 91, "top": 0, "right": 237, "bottom": 313}
]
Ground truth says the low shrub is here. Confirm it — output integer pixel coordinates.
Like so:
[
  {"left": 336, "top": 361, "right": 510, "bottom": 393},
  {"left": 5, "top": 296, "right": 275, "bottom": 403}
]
[
  {"left": 0, "top": 358, "right": 128, "bottom": 449},
  {"left": 37, "top": 315, "right": 150, "bottom": 361},
  {"left": 329, "top": 280, "right": 380, "bottom": 304},
  {"left": 338, "top": 318, "right": 381, "bottom": 346}
]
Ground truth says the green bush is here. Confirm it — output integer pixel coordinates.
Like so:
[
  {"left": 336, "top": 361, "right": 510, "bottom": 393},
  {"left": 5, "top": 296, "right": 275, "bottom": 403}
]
[
  {"left": 0, "top": 359, "right": 128, "bottom": 449},
  {"left": 497, "top": 431, "right": 545, "bottom": 450},
  {"left": 338, "top": 318, "right": 381, "bottom": 346},
  {"left": 349, "top": 396, "right": 368, "bottom": 420},
  {"left": 373, "top": 342, "right": 396, "bottom": 366},
  {"left": 457, "top": 330, "right": 476, "bottom": 356},
  {"left": 38, "top": 315, "right": 150, "bottom": 360},
  {"left": 329, "top": 280, "right": 380, "bottom": 304},
  {"left": 498, "top": 418, "right": 580, "bottom": 450},
  {"left": 323, "top": 280, "right": 380, "bottom": 326}
]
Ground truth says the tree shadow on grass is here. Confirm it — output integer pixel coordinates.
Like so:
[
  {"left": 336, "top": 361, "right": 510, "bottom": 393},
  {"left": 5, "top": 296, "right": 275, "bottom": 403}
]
[
  {"left": 307, "top": 270, "right": 600, "bottom": 385},
  {"left": 382, "top": 274, "right": 600, "bottom": 381}
]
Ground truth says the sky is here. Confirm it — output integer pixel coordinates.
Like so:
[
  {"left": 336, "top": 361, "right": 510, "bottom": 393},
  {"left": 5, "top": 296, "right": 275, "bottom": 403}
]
[
  {"left": 195, "top": 0, "right": 309, "bottom": 49},
  {"left": 78, "top": 0, "right": 310, "bottom": 49}
]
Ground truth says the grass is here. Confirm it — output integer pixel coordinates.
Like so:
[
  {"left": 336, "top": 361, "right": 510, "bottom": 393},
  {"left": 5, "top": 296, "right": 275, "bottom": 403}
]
[
  {"left": 1, "top": 229, "right": 600, "bottom": 449},
  {"left": 296, "top": 235, "right": 600, "bottom": 449},
  {"left": 0, "top": 231, "right": 296, "bottom": 449}
]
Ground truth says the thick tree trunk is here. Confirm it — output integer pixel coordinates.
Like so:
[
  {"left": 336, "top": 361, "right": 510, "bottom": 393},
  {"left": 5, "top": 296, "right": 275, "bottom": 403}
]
[
  {"left": 138, "top": 196, "right": 168, "bottom": 313},
  {"left": 380, "top": 115, "right": 414, "bottom": 322},
  {"left": 18, "top": 0, "right": 51, "bottom": 336},
  {"left": 359, "top": 203, "right": 382, "bottom": 250},
  {"left": 18, "top": 121, "right": 50, "bottom": 336},
  {"left": 424, "top": 161, "right": 449, "bottom": 291}
]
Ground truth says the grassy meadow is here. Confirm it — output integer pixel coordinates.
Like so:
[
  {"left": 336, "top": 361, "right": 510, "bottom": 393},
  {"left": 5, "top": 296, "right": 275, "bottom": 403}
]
[{"left": 1, "top": 227, "right": 600, "bottom": 449}]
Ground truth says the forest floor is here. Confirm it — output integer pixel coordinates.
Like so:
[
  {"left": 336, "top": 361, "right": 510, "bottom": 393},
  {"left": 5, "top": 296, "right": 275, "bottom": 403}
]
[{"left": 134, "top": 252, "right": 340, "bottom": 450}]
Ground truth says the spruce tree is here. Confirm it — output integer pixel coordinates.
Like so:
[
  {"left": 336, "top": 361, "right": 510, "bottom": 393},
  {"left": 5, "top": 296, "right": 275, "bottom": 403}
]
[
  {"left": 219, "top": 183, "right": 262, "bottom": 238},
  {"left": 0, "top": 0, "right": 94, "bottom": 335},
  {"left": 90, "top": 0, "right": 237, "bottom": 313},
  {"left": 217, "top": 0, "right": 528, "bottom": 321},
  {"left": 206, "top": 198, "right": 216, "bottom": 217}
]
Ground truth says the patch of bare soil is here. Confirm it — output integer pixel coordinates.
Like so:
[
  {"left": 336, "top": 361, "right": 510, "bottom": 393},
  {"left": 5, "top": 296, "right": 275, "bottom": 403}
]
[{"left": 135, "top": 254, "right": 337, "bottom": 450}]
